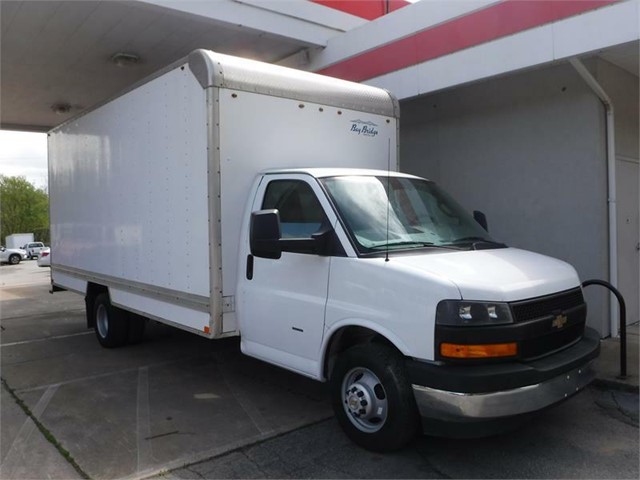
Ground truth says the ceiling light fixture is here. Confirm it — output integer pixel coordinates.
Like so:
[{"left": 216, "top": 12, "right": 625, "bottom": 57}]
[
  {"left": 51, "top": 103, "right": 72, "bottom": 115},
  {"left": 110, "top": 52, "right": 141, "bottom": 67}
]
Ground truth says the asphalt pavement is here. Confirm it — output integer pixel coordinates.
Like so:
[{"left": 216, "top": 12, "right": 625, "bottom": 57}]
[{"left": 160, "top": 385, "right": 639, "bottom": 479}]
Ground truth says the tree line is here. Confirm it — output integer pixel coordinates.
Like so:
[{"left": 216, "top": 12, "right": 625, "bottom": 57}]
[{"left": 0, "top": 175, "right": 49, "bottom": 244}]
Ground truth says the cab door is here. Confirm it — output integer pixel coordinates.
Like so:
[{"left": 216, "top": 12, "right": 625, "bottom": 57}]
[{"left": 238, "top": 174, "right": 342, "bottom": 378}]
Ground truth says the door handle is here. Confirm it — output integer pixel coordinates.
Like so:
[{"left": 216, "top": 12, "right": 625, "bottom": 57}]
[{"left": 246, "top": 254, "right": 254, "bottom": 280}]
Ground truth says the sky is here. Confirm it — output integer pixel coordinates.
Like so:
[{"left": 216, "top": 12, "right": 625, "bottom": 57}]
[{"left": 0, "top": 130, "right": 48, "bottom": 189}]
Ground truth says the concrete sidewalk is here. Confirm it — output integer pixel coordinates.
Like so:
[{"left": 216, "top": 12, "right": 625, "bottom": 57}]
[{"left": 594, "top": 322, "right": 639, "bottom": 392}]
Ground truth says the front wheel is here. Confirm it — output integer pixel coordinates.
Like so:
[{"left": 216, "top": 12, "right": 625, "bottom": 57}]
[
  {"left": 330, "top": 343, "right": 419, "bottom": 452},
  {"left": 9, "top": 254, "right": 21, "bottom": 265}
]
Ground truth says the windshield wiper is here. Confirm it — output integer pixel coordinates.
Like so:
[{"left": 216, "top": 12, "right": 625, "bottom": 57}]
[
  {"left": 369, "top": 241, "right": 458, "bottom": 251},
  {"left": 449, "top": 236, "right": 490, "bottom": 243},
  {"left": 445, "top": 236, "right": 507, "bottom": 249}
]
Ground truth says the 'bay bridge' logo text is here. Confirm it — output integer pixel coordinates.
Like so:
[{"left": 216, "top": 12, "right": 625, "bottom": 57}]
[{"left": 350, "top": 119, "right": 379, "bottom": 137}]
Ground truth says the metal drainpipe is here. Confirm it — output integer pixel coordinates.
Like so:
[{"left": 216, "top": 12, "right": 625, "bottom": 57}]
[{"left": 569, "top": 58, "right": 619, "bottom": 337}]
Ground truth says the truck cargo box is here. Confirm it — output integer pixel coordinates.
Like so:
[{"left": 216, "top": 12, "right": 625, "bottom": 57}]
[{"left": 48, "top": 49, "right": 399, "bottom": 339}]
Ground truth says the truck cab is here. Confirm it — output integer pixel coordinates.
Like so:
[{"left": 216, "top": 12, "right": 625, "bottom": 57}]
[
  {"left": 238, "top": 168, "right": 599, "bottom": 451},
  {"left": 24, "top": 242, "right": 46, "bottom": 259}
]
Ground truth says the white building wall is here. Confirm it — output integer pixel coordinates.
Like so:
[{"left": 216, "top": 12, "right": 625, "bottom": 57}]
[
  {"left": 400, "top": 62, "right": 611, "bottom": 334},
  {"left": 593, "top": 59, "right": 640, "bottom": 327}
]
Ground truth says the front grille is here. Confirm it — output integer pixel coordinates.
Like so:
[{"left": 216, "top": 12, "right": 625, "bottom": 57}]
[
  {"left": 518, "top": 322, "right": 584, "bottom": 359},
  {"left": 509, "top": 288, "right": 586, "bottom": 360},
  {"left": 511, "top": 288, "right": 585, "bottom": 323}
]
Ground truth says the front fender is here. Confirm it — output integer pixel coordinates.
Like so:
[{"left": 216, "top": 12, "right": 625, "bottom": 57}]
[{"left": 320, "top": 318, "right": 413, "bottom": 380}]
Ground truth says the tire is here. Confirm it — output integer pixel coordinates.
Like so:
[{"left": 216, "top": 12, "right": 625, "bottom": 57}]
[
  {"left": 330, "top": 343, "right": 419, "bottom": 452},
  {"left": 93, "top": 293, "right": 129, "bottom": 348},
  {"left": 128, "top": 313, "right": 147, "bottom": 344},
  {"left": 9, "top": 254, "right": 21, "bottom": 265}
]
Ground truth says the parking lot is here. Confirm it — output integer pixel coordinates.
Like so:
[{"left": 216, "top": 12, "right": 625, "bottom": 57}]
[
  {"left": 1, "top": 261, "right": 638, "bottom": 480},
  {"left": 1, "top": 261, "right": 332, "bottom": 479}
]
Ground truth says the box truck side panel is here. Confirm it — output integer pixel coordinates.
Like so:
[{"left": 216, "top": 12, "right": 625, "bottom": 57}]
[
  {"left": 5, "top": 234, "right": 33, "bottom": 249},
  {"left": 218, "top": 88, "right": 397, "bottom": 308},
  {"left": 49, "top": 64, "right": 212, "bottom": 331},
  {"left": 52, "top": 271, "right": 88, "bottom": 296},
  {"left": 110, "top": 288, "right": 210, "bottom": 333}
]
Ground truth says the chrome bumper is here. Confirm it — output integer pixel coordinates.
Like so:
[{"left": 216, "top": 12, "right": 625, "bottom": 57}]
[{"left": 412, "top": 359, "right": 596, "bottom": 420}]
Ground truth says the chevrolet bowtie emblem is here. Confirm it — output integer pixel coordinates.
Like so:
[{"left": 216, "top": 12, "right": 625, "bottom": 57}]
[{"left": 552, "top": 314, "right": 568, "bottom": 329}]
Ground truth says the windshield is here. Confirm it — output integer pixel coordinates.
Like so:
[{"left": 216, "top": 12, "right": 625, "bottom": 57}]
[{"left": 321, "top": 175, "right": 501, "bottom": 254}]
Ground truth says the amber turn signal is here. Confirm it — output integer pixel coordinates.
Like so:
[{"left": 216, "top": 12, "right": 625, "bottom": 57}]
[{"left": 440, "top": 342, "right": 517, "bottom": 358}]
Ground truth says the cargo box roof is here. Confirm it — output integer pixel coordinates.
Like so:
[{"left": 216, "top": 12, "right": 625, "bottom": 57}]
[
  {"left": 188, "top": 49, "right": 399, "bottom": 118},
  {"left": 260, "top": 168, "right": 423, "bottom": 180}
]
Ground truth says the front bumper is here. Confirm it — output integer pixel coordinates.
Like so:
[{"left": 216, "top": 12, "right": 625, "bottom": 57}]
[
  {"left": 408, "top": 327, "right": 600, "bottom": 421},
  {"left": 413, "top": 359, "right": 595, "bottom": 420}
]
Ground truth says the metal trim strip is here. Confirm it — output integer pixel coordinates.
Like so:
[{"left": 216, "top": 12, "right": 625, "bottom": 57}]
[
  {"left": 207, "top": 85, "right": 224, "bottom": 336},
  {"left": 53, "top": 265, "right": 210, "bottom": 313}
]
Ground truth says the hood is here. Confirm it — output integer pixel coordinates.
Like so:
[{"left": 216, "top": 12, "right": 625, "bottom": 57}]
[
  {"left": 3, "top": 248, "right": 26, "bottom": 254},
  {"left": 391, "top": 247, "right": 580, "bottom": 302}
]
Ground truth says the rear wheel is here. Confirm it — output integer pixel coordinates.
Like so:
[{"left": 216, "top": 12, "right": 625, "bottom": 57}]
[
  {"left": 93, "top": 293, "right": 129, "bottom": 348},
  {"left": 331, "top": 343, "right": 419, "bottom": 452}
]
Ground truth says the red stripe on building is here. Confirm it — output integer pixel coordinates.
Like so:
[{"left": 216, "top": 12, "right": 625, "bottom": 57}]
[
  {"left": 311, "top": 0, "right": 410, "bottom": 21},
  {"left": 317, "top": 0, "right": 620, "bottom": 81}
]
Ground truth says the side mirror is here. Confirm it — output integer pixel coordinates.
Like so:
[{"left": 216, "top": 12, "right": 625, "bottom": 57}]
[
  {"left": 250, "top": 210, "right": 282, "bottom": 259},
  {"left": 473, "top": 210, "right": 488, "bottom": 231},
  {"left": 250, "top": 209, "right": 329, "bottom": 258}
]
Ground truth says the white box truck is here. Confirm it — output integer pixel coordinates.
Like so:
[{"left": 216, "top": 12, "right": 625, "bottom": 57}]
[
  {"left": 5, "top": 233, "right": 33, "bottom": 249},
  {"left": 48, "top": 49, "right": 599, "bottom": 451}
]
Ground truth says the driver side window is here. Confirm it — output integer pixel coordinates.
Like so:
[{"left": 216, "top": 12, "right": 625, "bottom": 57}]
[{"left": 262, "top": 180, "right": 326, "bottom": 238}]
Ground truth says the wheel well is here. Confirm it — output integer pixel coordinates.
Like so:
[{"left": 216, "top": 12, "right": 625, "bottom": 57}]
[
  {"left": 85, "top": 283, "right": 108, "bottom": 328},
  {"left": 323, "top": 326, "right": 400, "bottom": 381}
]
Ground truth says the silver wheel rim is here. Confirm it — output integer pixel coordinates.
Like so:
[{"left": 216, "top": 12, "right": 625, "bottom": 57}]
[
  {"left": 96, "top": 304, "right": 109, "bottom": 339},
  {"left": 10, "top": 255, "right": 19, "bottom": 264},
  {"left": 341, "top": 367, "right": 388, "bottom": 433}
]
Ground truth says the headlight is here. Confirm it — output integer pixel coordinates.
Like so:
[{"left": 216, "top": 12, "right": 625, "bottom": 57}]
[{"left": 436, "top": 300, "right": 513, "bottom": 326}]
